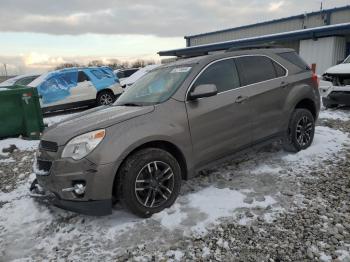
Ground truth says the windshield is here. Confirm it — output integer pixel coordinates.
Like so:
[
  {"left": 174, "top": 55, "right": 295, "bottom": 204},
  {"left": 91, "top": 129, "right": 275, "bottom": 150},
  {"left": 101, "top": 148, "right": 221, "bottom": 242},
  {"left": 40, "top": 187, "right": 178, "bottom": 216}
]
[
  {"left": 343, "top": 55, "right": 350, "bottom": 64},
  {"left": 115, "top": 66, "right": 192, "bottom": 105}
]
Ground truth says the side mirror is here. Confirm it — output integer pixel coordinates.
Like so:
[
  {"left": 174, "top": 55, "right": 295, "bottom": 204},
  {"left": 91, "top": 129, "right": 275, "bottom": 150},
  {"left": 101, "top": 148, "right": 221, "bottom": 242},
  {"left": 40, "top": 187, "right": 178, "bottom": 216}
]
[{"left": 188, "top": 84, "right": 218, "bottom": 100}]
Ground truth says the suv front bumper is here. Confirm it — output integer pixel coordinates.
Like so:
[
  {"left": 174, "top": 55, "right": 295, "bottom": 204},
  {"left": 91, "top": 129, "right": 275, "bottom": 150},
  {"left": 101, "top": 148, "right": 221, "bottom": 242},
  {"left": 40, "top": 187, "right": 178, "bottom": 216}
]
[{"left": 34, "top": 155, "right": 117, "bottom": 216}]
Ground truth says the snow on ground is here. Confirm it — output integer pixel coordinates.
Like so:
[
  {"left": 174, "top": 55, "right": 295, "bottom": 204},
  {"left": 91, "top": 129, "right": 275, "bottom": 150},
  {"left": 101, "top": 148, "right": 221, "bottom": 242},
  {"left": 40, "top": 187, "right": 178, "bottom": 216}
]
[
  {"left": 153, "top": 187, "right": 275, "bottom": 235},
  {"left": 282, "top": 126, "right": 349, "bottom": 166},
  {"left": 1, "top": 107, "right": 350, "bottom": 260},
  {"left": 0, "top": 138, "right": 39, "bottom": 154},
  {"left": 319, "top": 108, "right": 350, "bottom": 121}
]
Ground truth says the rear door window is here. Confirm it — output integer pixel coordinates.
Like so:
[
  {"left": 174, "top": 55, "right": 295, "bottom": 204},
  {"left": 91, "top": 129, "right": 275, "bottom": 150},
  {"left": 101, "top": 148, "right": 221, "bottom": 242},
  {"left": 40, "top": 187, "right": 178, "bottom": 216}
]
[
  {"left": 193, "top": 59, "right": 240, "bottom": 93},
  {"left": 235, "top": 56, "right": 277, "bottom": 86}
]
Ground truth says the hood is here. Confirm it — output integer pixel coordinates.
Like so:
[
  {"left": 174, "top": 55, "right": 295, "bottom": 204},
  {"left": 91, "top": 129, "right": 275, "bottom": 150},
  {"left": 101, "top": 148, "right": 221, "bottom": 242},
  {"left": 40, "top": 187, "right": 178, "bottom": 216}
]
[
  {"left": 325, "top": 63, "right": 350, "bottom": 75},
  {"left": 42, "top": 105, "right": 154, "bottom": 146}
]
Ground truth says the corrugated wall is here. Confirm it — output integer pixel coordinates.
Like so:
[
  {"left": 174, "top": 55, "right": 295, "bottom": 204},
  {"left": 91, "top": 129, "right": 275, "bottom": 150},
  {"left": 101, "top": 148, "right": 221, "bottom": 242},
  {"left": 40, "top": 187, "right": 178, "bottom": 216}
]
[
  {"left": 188, "top": 8, "right": 350, "bottom": 47},
  {"left": 299, "top": 37, "right": 346, "bottom": 74}
]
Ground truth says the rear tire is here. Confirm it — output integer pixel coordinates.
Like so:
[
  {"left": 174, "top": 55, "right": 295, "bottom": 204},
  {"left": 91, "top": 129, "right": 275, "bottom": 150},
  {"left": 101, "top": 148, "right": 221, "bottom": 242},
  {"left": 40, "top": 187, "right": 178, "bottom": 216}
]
[
  {"left": 96, "top": 90, "right": 115, "bottom": 106},
  {"left": 116, "top": 148, "right": 182, "bottom": 218},
  {"left": 283, "top": 109, "right": 315, "bottom": 153}
]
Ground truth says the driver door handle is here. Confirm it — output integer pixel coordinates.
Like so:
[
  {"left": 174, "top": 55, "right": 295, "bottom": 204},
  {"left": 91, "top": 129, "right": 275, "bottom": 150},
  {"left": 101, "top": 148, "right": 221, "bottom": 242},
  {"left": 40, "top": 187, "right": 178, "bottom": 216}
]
[{"left": 235, "top": 95, "right": 249, "bottom": 104}]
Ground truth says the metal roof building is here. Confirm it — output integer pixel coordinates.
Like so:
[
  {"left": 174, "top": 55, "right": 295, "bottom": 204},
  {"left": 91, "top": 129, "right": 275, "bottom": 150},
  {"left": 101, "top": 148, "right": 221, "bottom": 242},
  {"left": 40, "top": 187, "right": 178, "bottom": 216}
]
[{"left": 159, "top": 5, "right": 350, "bottom": 74}]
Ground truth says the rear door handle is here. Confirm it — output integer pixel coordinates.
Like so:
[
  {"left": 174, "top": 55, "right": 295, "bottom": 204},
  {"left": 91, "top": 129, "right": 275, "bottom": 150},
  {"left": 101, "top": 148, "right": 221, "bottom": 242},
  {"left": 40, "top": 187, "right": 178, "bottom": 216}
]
[{"left": 235, "top": 95, "right": 249, "bottom": 103}]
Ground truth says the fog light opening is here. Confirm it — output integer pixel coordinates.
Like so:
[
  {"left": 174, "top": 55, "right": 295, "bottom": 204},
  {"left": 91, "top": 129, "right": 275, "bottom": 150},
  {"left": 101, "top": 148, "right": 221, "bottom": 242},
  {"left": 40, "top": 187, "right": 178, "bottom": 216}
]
[
  {"left": 62, "top": 182, "right": 86, "bottom": 197},
  {"left": 74, "top": 183, "right": 86, "bottom": 196}
]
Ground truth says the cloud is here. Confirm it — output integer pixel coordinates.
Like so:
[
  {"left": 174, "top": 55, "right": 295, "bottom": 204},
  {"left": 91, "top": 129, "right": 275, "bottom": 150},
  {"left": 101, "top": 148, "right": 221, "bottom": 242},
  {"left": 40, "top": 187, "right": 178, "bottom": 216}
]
[
  {"left": 0, "top": 53, "right": 161, "bottom": 75},
  {"left": 268, "top": 1, "right": 285, "bottom": 12},
  {"left": 0, "top": 0, "right": 348, "bottom": 37}
]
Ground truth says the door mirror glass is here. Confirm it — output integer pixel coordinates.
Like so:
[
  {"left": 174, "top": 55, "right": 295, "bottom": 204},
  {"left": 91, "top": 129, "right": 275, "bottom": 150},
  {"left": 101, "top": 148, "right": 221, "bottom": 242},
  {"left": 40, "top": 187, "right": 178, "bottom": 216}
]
[{"left": 189, "top": 84, "right": 218, "bottom": 100}]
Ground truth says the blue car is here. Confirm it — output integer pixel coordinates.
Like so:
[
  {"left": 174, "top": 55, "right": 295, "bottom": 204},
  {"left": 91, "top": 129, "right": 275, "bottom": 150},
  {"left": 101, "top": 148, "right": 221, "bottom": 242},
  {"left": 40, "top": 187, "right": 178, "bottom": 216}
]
[{"left": 29, "top": 67, "right": 123, "bottom": 112}]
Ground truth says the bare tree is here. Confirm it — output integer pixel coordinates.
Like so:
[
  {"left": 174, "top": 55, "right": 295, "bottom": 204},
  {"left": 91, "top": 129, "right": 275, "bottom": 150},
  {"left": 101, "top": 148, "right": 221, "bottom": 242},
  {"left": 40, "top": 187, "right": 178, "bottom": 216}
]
[
  {"left": 88, "top": 60, "right": 104, "bottom": 67},
  {"left": 55, "top": 62, "right": 81, "bottom": 70}
]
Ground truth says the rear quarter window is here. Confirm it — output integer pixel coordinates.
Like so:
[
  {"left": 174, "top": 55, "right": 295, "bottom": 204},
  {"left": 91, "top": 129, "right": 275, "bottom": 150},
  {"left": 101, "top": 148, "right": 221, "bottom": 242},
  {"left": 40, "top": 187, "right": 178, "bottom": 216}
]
[{"left": 278, "top": 52, "right": 310, "bottom": 72}]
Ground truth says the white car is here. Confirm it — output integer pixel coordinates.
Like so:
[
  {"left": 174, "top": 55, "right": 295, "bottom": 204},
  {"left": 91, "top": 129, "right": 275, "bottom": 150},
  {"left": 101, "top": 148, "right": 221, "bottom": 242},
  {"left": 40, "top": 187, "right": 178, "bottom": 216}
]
[
  {"left": 122, "top": 65, "right": 160, "bottom": 88},
  {"left": 0, "top": 73, "right": 40, "bottom": 87},
  {"left": 28, "top": 67, "right": 123, "bottom": 113},
  {"left": 113, "top": 68, "right": 139, "bottom": 87},
  {"left": 320, "top": 55, "right": 350, "bottom": 108}
]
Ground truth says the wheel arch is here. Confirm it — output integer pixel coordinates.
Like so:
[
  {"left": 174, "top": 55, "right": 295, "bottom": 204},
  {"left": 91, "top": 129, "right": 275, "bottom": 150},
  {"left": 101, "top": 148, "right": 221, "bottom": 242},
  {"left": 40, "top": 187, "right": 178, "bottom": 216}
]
[
  {"left": 112, "top": 140, "right": 188, "bottom": 199},
  {"left": 294, "top": 98, "right": 317, "bottom": 120},
  {"left": 96, "top": 88, "right": 114, "bottom": 98}
]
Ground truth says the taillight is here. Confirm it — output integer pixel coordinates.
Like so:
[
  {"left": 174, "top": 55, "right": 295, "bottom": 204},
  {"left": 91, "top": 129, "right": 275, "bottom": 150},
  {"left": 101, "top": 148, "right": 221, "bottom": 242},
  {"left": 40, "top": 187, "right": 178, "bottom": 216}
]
[{"left": 312, "top": 73, "right": 319, "bottom": 88}]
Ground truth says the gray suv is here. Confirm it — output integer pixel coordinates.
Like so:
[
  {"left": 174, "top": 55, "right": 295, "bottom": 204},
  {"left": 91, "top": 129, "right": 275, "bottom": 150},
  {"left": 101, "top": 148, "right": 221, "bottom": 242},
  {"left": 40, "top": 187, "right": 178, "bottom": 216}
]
[{"left": 32, "top": 48, "right": 320, "bottom": 217}]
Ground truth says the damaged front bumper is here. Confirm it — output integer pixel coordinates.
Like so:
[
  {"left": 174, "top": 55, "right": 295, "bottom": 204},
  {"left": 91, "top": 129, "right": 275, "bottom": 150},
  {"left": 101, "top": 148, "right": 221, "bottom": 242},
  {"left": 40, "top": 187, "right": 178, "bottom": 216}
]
[
  {"left": 30, "top": 149, "right": 115, "bottom": 216},
  {"left": 319, "top": 80, "right": 350, "bottom": 107}
]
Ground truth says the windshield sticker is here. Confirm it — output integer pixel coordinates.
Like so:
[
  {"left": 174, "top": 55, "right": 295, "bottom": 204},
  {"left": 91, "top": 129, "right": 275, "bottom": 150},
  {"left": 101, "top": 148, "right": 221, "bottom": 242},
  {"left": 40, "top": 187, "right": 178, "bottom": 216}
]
[{"left": 170, "top": 67, "right": 192, "bottom": 73}]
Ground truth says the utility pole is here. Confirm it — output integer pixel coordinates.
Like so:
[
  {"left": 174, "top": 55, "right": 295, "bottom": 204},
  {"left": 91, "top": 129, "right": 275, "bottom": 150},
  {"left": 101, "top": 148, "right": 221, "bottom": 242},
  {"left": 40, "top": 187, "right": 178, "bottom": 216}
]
[{"left": 3, "top": 63, "right": 7, "bottom": 78}]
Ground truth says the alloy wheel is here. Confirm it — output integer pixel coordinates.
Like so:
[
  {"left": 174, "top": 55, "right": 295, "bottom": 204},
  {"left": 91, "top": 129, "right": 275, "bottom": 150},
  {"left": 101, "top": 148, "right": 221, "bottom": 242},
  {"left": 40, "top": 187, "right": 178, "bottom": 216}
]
[
  {"left": 100, "top": 94, "right": 113, "bottom": 105},
  {"left": 295, "top": 115, "right": 313, "bottom": 147},
  {"left": 134, "top": 161, "right": 175, "bottom": 208}
]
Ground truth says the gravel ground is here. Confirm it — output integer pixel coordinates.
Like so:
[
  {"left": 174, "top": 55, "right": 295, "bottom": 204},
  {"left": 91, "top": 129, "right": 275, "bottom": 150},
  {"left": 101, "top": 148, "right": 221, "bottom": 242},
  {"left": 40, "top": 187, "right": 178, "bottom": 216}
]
[{"left": 0, "top": 108, "right": 350, "bottom": 261}]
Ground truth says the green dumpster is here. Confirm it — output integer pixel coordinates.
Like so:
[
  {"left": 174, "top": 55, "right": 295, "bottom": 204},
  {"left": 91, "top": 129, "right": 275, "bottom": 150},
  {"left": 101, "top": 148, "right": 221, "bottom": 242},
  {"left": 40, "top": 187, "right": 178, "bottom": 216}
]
[{"left": 0, "top": 85, "right": 44, "bottom": 139}]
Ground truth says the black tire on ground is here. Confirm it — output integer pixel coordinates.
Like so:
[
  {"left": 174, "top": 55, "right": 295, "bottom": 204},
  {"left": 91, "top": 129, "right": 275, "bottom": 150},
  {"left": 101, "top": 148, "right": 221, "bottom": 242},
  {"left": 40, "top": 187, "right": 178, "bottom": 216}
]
[
  {"left": 283, "top": 108, "right": 315, "bottom": 153},
  {"left": 96, "top": 90, "right": 115, "bottom": 106},
  {"left": 116, "top": 148, "right": 182, "bottom": 218}
]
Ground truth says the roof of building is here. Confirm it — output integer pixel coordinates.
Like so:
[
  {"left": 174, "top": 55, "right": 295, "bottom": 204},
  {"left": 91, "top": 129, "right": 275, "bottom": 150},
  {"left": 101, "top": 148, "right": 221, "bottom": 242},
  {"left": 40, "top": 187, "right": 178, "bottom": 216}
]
[
  {"left": 184, "top": 5, "right": 350, "bottom": 40},
  {"left": 159, "top": 22, "right": 350, "bottom": 57}
]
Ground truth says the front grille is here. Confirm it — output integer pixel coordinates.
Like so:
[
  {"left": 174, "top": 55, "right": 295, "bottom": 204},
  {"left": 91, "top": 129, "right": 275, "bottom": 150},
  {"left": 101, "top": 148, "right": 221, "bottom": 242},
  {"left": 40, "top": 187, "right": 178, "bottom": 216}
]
[
  {"left": 40, "top": 140, "right": 58, "bottom": 152},
  {"left": 37, "top": 159, "right": 52, "bottom": 172}
]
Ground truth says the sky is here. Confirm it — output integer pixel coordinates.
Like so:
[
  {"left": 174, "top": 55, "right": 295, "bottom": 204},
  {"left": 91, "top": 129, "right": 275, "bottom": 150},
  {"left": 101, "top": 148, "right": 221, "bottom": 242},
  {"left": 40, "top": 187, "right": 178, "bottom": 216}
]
[{"left": 0, "top": 0, "right": 349, "bottom": 75}]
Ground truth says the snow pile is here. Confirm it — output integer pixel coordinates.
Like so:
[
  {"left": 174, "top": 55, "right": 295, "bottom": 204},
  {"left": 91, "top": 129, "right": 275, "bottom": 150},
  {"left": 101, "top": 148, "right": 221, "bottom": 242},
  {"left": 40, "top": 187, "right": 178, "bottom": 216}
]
[
  {"left": 0, "top": 138, "right": 39, "bottom": 154},
  {"left": 319, "top": 109, "right": 350, "bottom": 121},
  {"left": 153, "top": 186, "right": 276, "bottom": 235},
  {"left": 283, "top": 126, "right": 349, "bottom": 165}
]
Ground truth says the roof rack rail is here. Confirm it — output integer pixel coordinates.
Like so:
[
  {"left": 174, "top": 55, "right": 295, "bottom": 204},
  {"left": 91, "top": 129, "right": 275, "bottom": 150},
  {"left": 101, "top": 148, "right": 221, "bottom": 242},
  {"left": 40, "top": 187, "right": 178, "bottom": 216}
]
[{"left": 225, "top": 44, "right": 283, "bottom": 52}]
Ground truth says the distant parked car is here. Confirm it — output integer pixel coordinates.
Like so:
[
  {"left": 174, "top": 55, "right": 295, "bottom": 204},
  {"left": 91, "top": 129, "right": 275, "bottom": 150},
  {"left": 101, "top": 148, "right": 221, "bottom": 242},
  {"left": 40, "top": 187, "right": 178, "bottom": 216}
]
[
  {"left": 114, "top": 68, "right": 139, "bottom": 86},
  {"left": 0, "top": 73, "right": 40, "bottom": 87},
  {"left": 320, "top": 55, "right": 350, "bottom": 108},
  {"left": 28, "top": 67, "right": 123, "bottom": 113},
  {"left": 122, "top": 64, "right": 160, "bottom": 88}
]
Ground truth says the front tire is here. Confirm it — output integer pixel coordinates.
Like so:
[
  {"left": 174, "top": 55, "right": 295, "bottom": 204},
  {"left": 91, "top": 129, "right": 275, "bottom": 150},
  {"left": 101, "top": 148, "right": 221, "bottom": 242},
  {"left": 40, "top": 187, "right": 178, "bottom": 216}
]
[
  {"left": 116, "top": 148, "right": 182, "bottom": 218},
  {"left": 283, "top": 109, "right": 315, "bottom": 152}
]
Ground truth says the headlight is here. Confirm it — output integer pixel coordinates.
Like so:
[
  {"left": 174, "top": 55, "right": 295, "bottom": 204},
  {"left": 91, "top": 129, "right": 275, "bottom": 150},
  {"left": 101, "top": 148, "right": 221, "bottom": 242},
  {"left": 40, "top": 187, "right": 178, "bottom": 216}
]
[{"left": 62, "top": 129, "right": 105, "bottom": 160}]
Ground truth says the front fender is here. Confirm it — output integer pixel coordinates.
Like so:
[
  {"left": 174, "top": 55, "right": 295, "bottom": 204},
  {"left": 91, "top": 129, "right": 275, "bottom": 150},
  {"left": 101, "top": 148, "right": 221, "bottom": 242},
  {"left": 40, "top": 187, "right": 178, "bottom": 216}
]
[{"left": 86, "top": 103, "right": 193, "bottom": 178}]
